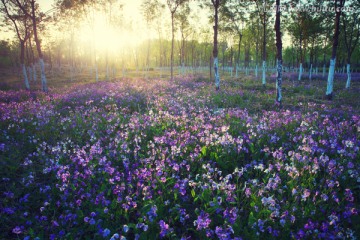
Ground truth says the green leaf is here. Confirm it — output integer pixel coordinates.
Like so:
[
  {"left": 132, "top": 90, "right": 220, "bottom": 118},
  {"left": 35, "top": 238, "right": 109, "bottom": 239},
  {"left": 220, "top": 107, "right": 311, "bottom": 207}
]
[
  {"left": 248, "top": 212, "right": 256, "bottom": 226},
  {"left": 191, "top": 189, "right": 196, "bottom": 198},
  {"left": 201, "top": 146, "right": 207, "bottom": 156}
]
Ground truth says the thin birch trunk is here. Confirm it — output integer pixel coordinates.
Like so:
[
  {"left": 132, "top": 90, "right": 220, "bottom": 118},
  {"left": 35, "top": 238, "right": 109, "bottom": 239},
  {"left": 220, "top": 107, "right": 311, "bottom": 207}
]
[{"left": 345, "top": 63, "right": 351, "bottom": 88}]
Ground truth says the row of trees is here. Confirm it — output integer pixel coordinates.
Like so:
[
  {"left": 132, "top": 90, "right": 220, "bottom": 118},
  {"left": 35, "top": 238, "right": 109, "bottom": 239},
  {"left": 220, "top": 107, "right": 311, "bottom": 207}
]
[
  {"left": 1, "top": 0, "right": 49, "bottom": 91},
  {"left": 1, "top": 0, "right": 359, "bottom": 100}
]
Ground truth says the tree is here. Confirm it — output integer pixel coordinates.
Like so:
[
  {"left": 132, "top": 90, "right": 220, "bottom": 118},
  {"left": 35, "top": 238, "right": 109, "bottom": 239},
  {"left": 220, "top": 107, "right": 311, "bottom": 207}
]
[
  {"left": 326, "top": 0, "right": 345, "bottom": 100},
  {"left": 274, "top": 0, "right": 282, "bottom": 104},
  {"left": 141, "top": 0, "right": 163, "bottom": 76},
  {"left": 175, "top": 2, "right": 191, "bottom": 75},
  {"left": 342, "top": 0, "right": 360, "bottom": 89},
  {"left": 287, "top": 5, "right": 308, "bottom": 81},
  {"left": 166, "top": 0, "right": 187, "bottom": 81},
  {"left": 1, "top": 0, "right": 32, "bottom": 90},
  {"left": 222, "top": 0, "right": 247, "bottom": 77},
  {"left": 254, "top": 0, "right": 273, "bottom": 86},
  {"left": 211, "top": 0, "right": 221, "bottom": 90},
  {"left": 15, "top": 0, "right": 48, "bottom": 92}
]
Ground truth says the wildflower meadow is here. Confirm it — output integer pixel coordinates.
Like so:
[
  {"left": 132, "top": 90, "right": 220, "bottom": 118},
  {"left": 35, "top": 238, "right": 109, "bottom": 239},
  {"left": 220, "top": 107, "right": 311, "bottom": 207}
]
[{"left": 1, "top": 75, "right": 359, "bottom": 239}]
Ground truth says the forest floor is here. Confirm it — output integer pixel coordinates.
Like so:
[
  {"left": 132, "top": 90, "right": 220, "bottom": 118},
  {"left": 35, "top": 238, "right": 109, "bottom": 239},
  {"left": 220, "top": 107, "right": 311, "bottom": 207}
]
[{"left": 0, "top": 70, "right": 359, "bottom": 239}]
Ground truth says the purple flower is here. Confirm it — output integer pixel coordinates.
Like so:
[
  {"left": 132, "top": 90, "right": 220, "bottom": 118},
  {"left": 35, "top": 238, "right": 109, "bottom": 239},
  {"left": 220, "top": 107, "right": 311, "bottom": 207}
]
[
  {"left": 321, "top": 193, "right": 328, "bottom": 201},
  {"left": 159, "top": 220, "right": 171, "bottom": 238},
  {"left": 280, "top": 219, "right": 285, "bottom": 227},
  {"left": 347, "top": 162, "right": 354, "bottom": 168},
  {"left": 136, "top": 223, "right": 148, "bottom": 231},
  {"left": 3, "top": 207, "right": 15, "bottom": 215},
  {"left": 147, "top": 205, "right": 157, "bottom": 222},
  {"left": 194, "top": 212, "right": 211, "bottom": 230},
  {"left": 345, "top": 189, "right": 354, "bottom": 202},
  {"left": 52, "top": 220, "right": 59, "bottom": 227},
  {"left": 110, "top": 233, "right": 119, "bottom": 240},
  {"left": 297, "top": 229, "right": 305, "bottom": 238},
  {"left": 89, "top": 218, "right": 96, "bottom": 225},
  {"left": 215, "top": 226, "right": 234, "bottom": 240},
  {"left": 223, "top": 207, "right": 238, "bottom": 224},
  {"left": 103, "top": 228, "right": 111, "bottom": 237},
  {"left": 257, "top": 219, "right": 265, "bottom": 232},
  {"left": 301, "top": 189, "right": 311, "bottom": 200},
  {"left": 245, "top": 188, "right": 251, "bottom": 198},
  {"left": 123, "top": 225, "right": 129, "bottom": 233},
  {"left": 12, "top": 226, "right": 22, "bottom": 234}
]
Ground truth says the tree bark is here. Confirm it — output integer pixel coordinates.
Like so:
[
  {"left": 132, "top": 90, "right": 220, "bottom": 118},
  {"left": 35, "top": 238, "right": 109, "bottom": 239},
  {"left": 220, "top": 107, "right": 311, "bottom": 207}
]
[
  {"left": 30, "top": 0, "right": 47, "bottom": 92},
  {"left": 171, "top": 13, "right": 175, "bottom": 81},
  {"left": 262, "top": 1, "right": 267, "bottom": 86},
  {"left": 212, "top": 0, "right": 220, "bottom": 90},
  {"left": 345, "top": 64, "right": 351, "bottom": 88},
  {"left": 29, "top": 38, "right": 37, "bottom": 82},
  {"left": 275, "top": 0, "right": 282, "bottom": 103},
  {"left": 21, "top": 40, "right": 30, "bottom": 90},
  {"left": 326, "top": 0, "right": 344, "bottom": 99}
]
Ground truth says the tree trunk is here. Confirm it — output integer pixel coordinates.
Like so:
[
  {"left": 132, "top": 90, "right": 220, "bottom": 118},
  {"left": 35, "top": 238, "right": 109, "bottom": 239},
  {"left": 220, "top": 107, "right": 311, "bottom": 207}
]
[
  {"left": 30, "top": 38, "right": 37, "bottom": 82},
  {"left": 31, "top": 0, "right": 47, "bottom": 92},
  {"left": 262, "top": 8, "right": 266, "bottom": 86},
  {"left": 213, "top": 0, "right": 220, "bottom": 90},
  {"left": 298, "top": 63, "right": 303, "bottom": 80},
  {"left": 25, "top": 41, "right": 32, "bottom": 82},
  {"left": 171, "top": 13, "right": 175, "bottom": 81},
  {"left": 20, "top": 40, "right": 30, "bottom": 90},
  {"left": 237, "top": 32, "right": 242, "bottom": 69},
  {"left": 326, "top": 0, "right": 344, "bottom": 99},
  {"left": 275, "top": 0, "right": 282, "bottom": 103},
  {"left": 345, "top": 63, "right": 351, "bottom": 88}
]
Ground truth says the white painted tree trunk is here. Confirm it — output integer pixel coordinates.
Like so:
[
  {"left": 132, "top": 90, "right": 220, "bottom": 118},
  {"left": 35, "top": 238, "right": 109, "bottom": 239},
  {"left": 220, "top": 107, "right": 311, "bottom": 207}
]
[
  {"left": 22, "top": 64, "right": 30, "bottom": 90},
  {"left": 32, "top": 64, "right": 37, "bottom": 82},
  {"left": 309, "top": 64, "right": 312, "bottom": 81},
  {"left": 214, "top": 57, "right": 220, "bottom": 89},
  {"left": 326, "top": 58, "right": 336, "bottom": 96},
  {"left": 262, "top": 61, "right": 266, "bottom": 85},
  {"left": 345, "top": 64, "right": 351, "bottom": 89},
  {"left": 298, "top": 63, "right": 303, "bottom": 81},
  {"left": 39, "top": 58, "right": 48, "bottom": 92}
]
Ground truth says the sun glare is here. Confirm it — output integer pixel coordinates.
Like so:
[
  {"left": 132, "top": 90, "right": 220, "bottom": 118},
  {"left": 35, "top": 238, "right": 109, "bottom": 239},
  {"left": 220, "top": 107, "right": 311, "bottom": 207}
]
[{"left": 78, "top": 12, "right": 143, "bottom": 53}]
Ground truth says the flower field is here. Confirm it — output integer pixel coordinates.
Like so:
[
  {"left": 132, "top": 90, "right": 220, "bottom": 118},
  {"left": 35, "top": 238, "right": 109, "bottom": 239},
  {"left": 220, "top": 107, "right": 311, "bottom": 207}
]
[{"left": 1, "top": 76, "right": 359, "bottom": 239}]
